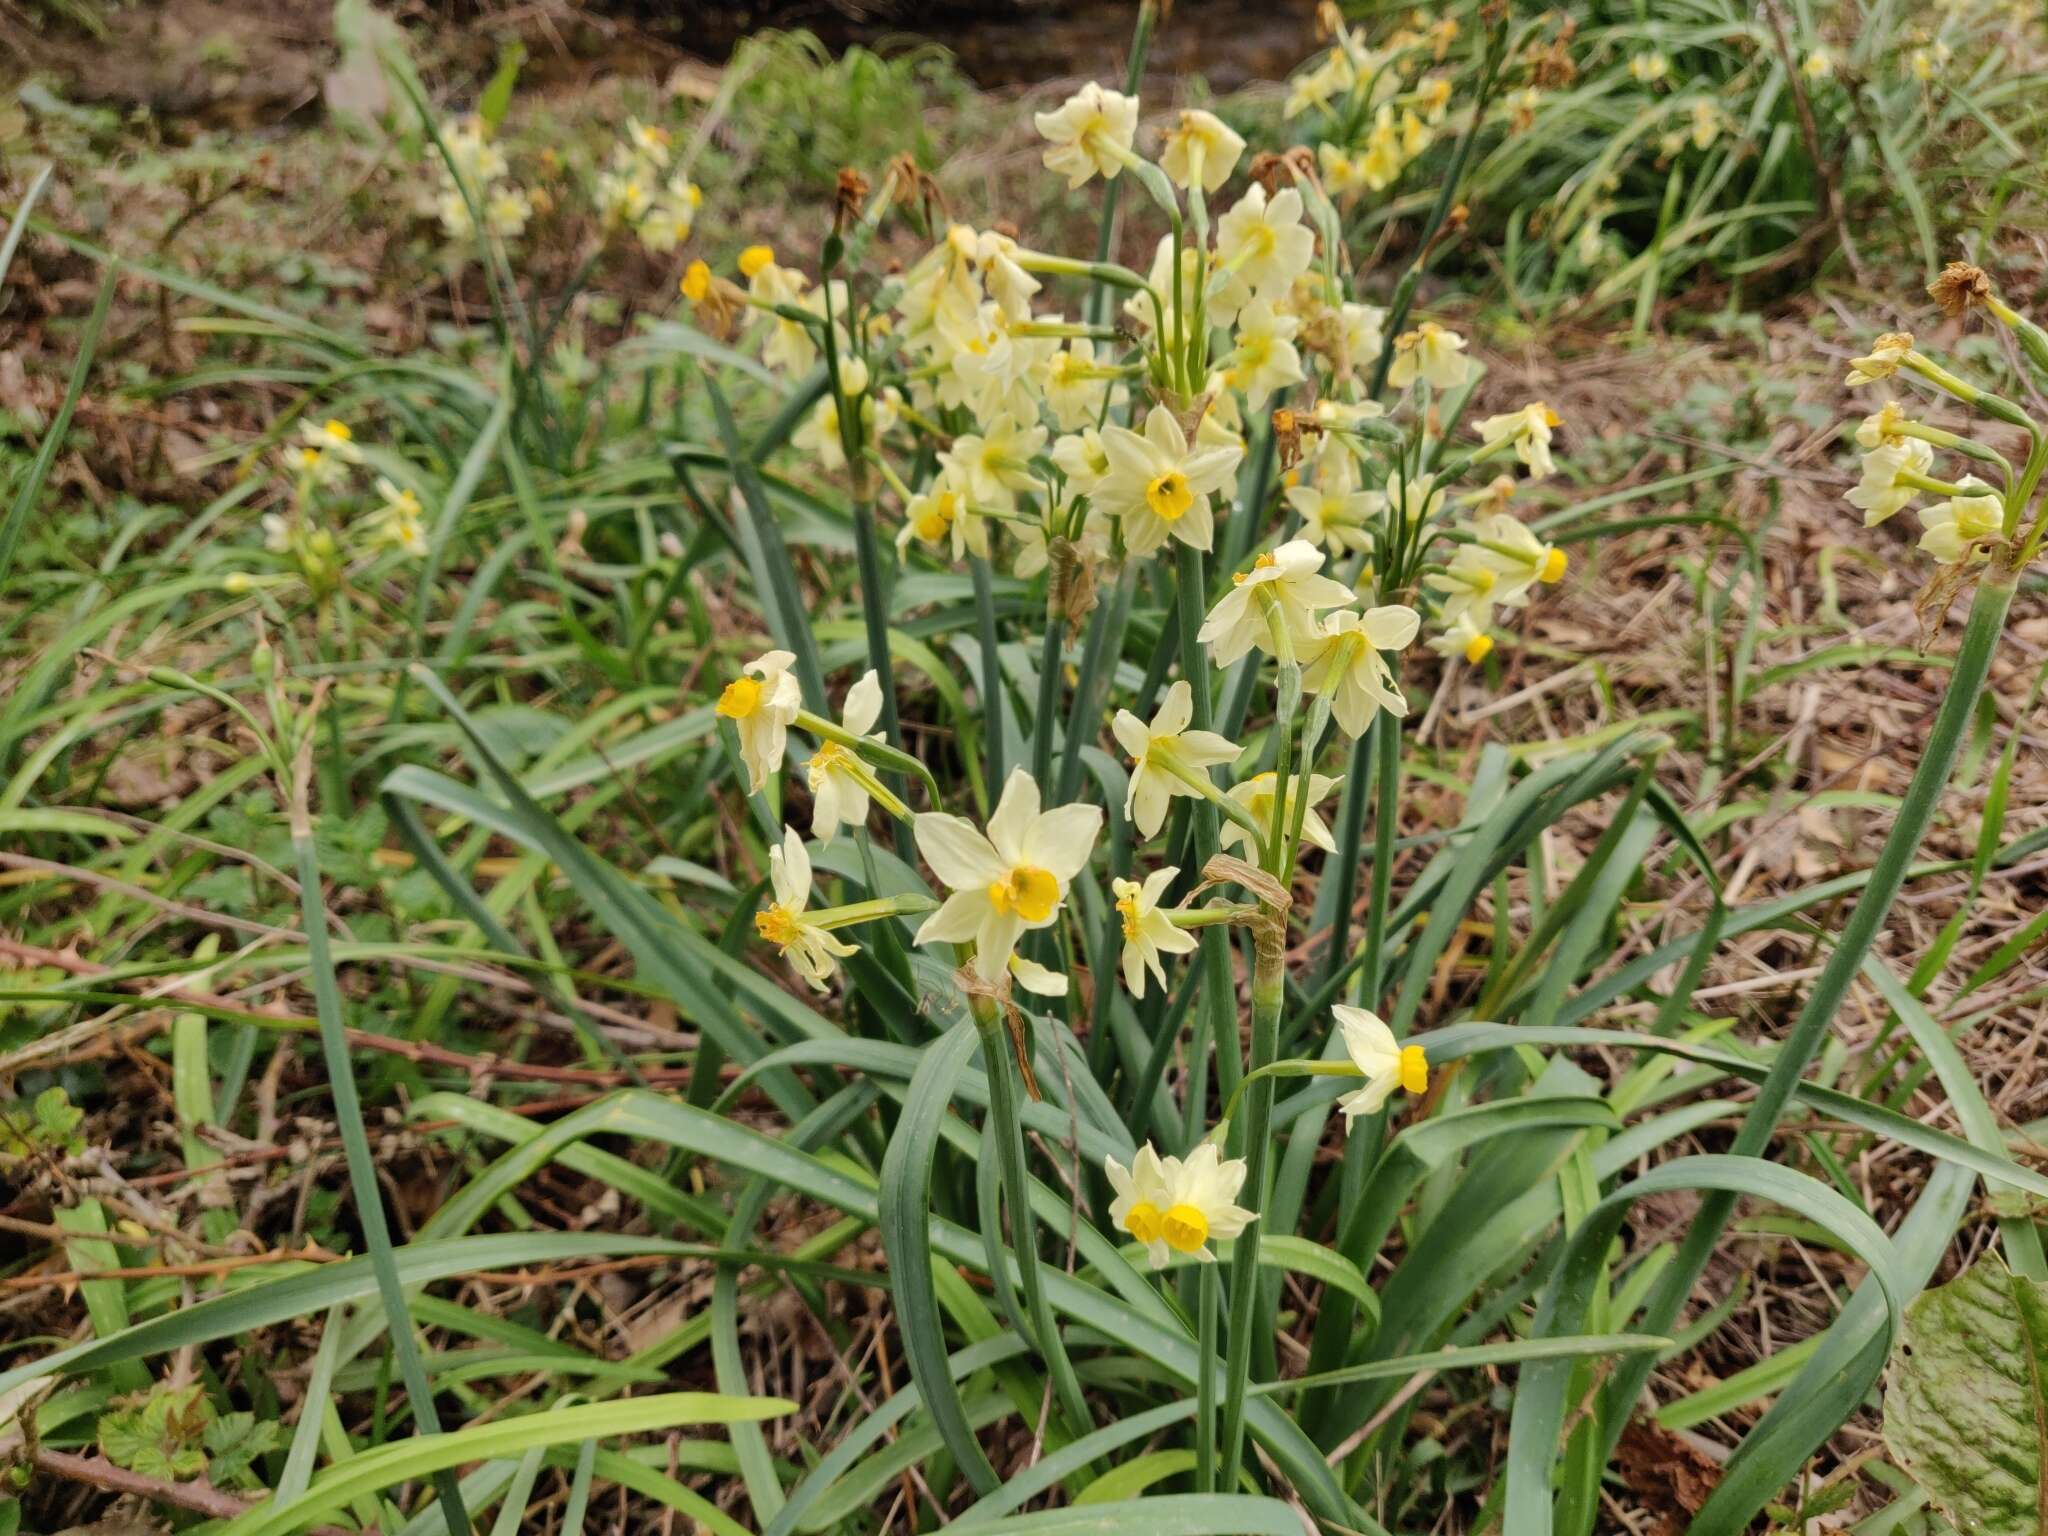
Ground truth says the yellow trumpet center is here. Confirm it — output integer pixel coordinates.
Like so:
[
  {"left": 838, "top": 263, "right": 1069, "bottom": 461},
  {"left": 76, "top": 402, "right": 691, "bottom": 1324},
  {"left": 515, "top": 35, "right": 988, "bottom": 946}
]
[
  {"left": 809, "top": 742, "right": 851, "bottom": 784},
  {"left": 681, "top": 260, "right": 711, "bottom": 301},
  {"left": 755, "top": 905, "right": 802, "bottom": 947},
  {"left": 1145, "top": 469, "right": 1194, "bottom": 523},
  {"left": 1123, "top": 1200, "right": 1164, "bottom": 1245},
  {"left": 914, "top": 494, "right": 957, "bottom": 543},
  {"left": 1160, "top": 1202, "right": 1210, "bottom": 1254},
  {"left": 1463, "top": 632, "right": 1494, "bottom": 665},
  {"left": 738, "top": 244, "right": 775, "bottom": 278},
  {"left": 1399, "top": 1044, "right": 1430, "bottom": 1096},
  {"left": 987, "top": 865, "right": 1060, "bottom": 923},
  {"left": 1540, "top": 548, "right": 1568, "bottom": 583},
  {"left": 717, "top": 676, "right": 763, "bottom": 720},
  {"left": 1115, "top": 892, "right": 1141, "bottom": 941}
]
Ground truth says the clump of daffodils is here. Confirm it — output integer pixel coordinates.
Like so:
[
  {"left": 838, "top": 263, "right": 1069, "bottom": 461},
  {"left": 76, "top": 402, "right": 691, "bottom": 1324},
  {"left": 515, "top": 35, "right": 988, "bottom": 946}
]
[
  {"left": 1838, "top": 264, "right": 2048, "bottom": 571},
  {"left": 425, "top": 114, "right": 535, "bottom": 243},
  {"left": 253, "top": 416, "right": 431, "bottom": 593},
  {"left": 594, "top": 116, "right": 704, "bottom": 256}
]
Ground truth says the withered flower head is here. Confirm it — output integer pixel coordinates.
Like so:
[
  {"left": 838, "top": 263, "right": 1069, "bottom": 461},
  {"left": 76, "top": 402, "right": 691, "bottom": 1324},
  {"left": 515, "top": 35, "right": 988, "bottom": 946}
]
[
  {"left": 1247, "top": 151, "right": 1292, "bottom": 195},
  {"left": 1927, "top": 261, "right": 1993, "bottom": 318},
  {"left": 834, "top": 168, "right": 871, "bottom": 233},
  {"left": 1315, "top": 0, "right": 1343, "bottom": 39},
  {"left": 1271, "top": 406, "right": 1308, "bottom": 473}
]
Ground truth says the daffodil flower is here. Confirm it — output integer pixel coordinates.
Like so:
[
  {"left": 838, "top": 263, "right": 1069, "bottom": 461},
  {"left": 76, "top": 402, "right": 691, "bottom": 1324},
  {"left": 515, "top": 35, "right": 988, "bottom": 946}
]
[
  {"left": 1333, "top": 1005, "right": 1428, "bottom": 1124},
  {"left": 1846, "top": 332, "right": 1915, "bottom": 387},
  {"left": 1300, "top": 606, "right": 1419, "bottom": 737},
  {"left": 1105, "top": 1141, "right": 1256, "bottom": 1269},
  {"left": 1285, "top": 479, "right": 1380, "bottom": 557},
  {"left": 1214, "top": 184, "right": 1316, "bottom": 304},
  {"left": 1218, "top": 770, "right": 1341, "bottom": 858},
  {"left": 1033, "top": 82, "right": 1140, "bottom": 189},
  {"left": 1112, "top": 680, "right": 1243, "bottom": 839},
  {"left": 1052, "top": 428, "right": 1112, "bottom": 496},
  {"left": 1470, "top": 512, "right": 1569, "bottom": 598},
  {"left": 913, "top": 768, "right": 1102, "bottom": 983},
  {"left": 1801, "top": 47, "right": 1835, "bottom": 80},
  {"left": 807, "top": 671, "right": 889, "bottom": 845},
  {"left": 1854, "top": 400, "right": 1913, "bottom": 449},
  {"left": 1097, "top": 406, "right": 1244, "bottom": 557},
  {"left": 299, "top": 417, "right": 361, "bottom": 464},
  {"left": 1159, "top": 108, "right": 1247, "bottom": 192},
  {"left": 756, "top": 829, "right": 858, "bottom": 991},
  {"left": 1846, "top": 438, "right": 1936, "bottom": 526},
  {"left": 1428, "top": 611, "right": 1495, "bottom": 665},
  {"left": 1198, "top": 540, "right": 1357, "bottom": 667},
  {"left": 1226, "top": 299, "right": 1307, "bottom": 410},
  {"left": 717, "top": 650, "right": 803, "bottom": 792},
  {"left": 1629, "top": 51, "right": 1670, "bottom": 83},
  {"left": 1042, "top": 338, "right": 1113, "bottom": 432},
  {"left": 897, "top": 470, "right": 987, "bottom": 562},
  {"left": 941, "top": 413, "right": 1048, "bottom": 511},
  {"left": 1426, "top": 546, "right": 1502, "bottom": 625},
  {"left": 1474, "top": 402, "right": 1563, "bottom": 480},
  {"left": 1918, "top": 477, "right": 2003, "bottom": 563},
  {"left": 1386, "top": 321, "right": 1472, "bottom": 390},
  {"left": 1114, "top": 868, "right": 1197, "bottom": 998}
]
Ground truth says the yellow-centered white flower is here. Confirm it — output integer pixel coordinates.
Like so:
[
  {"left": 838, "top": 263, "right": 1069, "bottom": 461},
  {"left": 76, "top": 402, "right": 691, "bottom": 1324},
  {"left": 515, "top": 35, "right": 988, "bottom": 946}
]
[
  {"left": 1159, "top": 108, "right": 1247, "bottom": 192},
  {"left": 941, "top": 413, "right": 1047, "bottom": 512},
  {"left": 1918, "top": 477, "right": 2003, "bottom": 564},
  {"left": 1112, "top": 680, "right": 1243, "bottom": 839},
  {"left": 717, "top": 650, "right": 803, "bottom": 792},
  {"left": 1097, "top": 406, "right": 1244, "bottom": 558},
  {"left": 1285, "top": 479, "right": 1380, "bottom": 557},
  {"left": 807, "top": 671, "right": 885, "bottom": 845},
  {"left": 1218, "top": 770, "right": 1342, "bottom": 857},
  {"left": 1197, "top": 539, "right": 1357, "bottom": 667},
  {"left": 1114, "top": 867, "right": 1197, "bottom": 998},
  {"left": 1033, "top": 82, "right": 1140, "bottom": 189},
  {"left": 1475, "top": 402, "right": 1563, "bottom": 480},
  {"left": 1386, "top": 321, "right": 1472, "bottom": 390},
  {"left": 1226, "top": 299, "right": 1307, "bottom": 411},
  {"left": 897, "top": 468, "right": 987, "bottom": 562},
  {"left": 913, "top": 768, "right": 1102, "bottom": 983},
  {"left": 1854, "top": 400, "right": 1913, "bottom": 449},
  {"left": 1215, "top": 184, "right": 1317, "bottom": 305},
  {"left": 757, "top": 829, "right": 857, "bottom": 991},
  {"left": 1300, "top": 606, "right": 1419, "bottom": 737},
  {"left": 1428, "top": 610, "right": 1495, "bottom": 665},
  {"left": 1333, "top": 1005, "right": 1429, "bottom": 1123},
  {"left": 1846, "top": 438, "right": 1935, "bottom": 527},
  {"left": 1105, "top": 1141, "right": 1255, "bottom": 1269}
]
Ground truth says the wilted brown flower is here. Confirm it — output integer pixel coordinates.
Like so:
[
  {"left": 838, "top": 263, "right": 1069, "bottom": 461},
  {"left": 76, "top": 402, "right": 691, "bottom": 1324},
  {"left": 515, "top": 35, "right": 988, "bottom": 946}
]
[
  {"left": 1928, "top": 261, "right": 1993, "bottom": 318},
  {"left": 835, "top": 168, "right": 871, "bottom": 234}
]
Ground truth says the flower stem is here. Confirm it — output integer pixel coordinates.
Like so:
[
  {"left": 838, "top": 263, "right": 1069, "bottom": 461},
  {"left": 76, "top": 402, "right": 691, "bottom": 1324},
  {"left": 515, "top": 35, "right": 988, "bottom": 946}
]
[
  {"left": 1176, "top": 541, "right": 1243, "bottom": 1112},
  {"left": 970, "top": 556, "right": 1006, "bottom": 791},
  {"left": 1196, "top": 1256, "right": 1220, "bottom": 1493}
]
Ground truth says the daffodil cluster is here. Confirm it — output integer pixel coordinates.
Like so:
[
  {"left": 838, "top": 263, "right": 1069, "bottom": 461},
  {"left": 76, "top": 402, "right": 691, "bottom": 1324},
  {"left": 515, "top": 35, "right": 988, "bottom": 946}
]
[
  {"left": 251, "top": 417, "right": 430, "bottom": 595},
  {"left": 1283, "top": 10, "right": 1458, "bottom": 196},
  {"left": 426, "top": 114, "right": 535, "bottom": 243},
  {"left": 1839, "top": 268, "right": 2048, "bottom": 569},
  {"left": 594, "top": 117, "right": 704, "bottom": 256}
]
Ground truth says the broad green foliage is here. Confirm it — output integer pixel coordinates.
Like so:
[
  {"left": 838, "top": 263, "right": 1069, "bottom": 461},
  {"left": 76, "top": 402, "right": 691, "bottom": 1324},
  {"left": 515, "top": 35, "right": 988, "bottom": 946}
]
[{"left": 1884, "top": 1256, "right": 2048, "bottom": 1536}]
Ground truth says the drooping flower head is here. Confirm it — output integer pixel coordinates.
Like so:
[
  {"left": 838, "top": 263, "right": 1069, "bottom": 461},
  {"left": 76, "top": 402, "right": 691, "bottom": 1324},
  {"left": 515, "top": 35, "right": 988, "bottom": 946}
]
[
  {"left": 1159, "top": 108, "right": 1247, "bottom": 192},
  {"left": 807, "top": 671, "right": 886, "bottom": 845},
  {"left": 1918, "top": 476, "right": 2003, "bottom": 563},
  {"left": 757, "top": 829, "right": 858, "bottom": 991},
  {"left": 1114, "top": 867, "right": 1198, "bottom": 998},
  {"left": 1333, "top": 1004, "right": 1429, "bottom": 1124},
  {"left": 717, "top": 649, "right": 803, "bottom": 792},
  {"left": 1218, "top": 770, "right": 1342, "bottom": 858}
]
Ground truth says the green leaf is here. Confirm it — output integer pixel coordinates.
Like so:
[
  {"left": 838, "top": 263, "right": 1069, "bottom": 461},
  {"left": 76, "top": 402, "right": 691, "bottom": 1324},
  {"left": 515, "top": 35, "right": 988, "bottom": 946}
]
[
  {"left": 99, "top": 1384, "right": 212, "bottom": 1481},
  {"left": 1883, "top": 1254, "right": 2048, "bottom": 1536},
  {"left": 205, "top": 1411, "right": 283, "bottom": 1488}
]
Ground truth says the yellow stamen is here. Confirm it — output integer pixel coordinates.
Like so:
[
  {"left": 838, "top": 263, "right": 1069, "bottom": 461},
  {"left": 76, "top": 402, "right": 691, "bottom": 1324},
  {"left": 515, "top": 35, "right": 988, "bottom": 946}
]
[
  {"left": 1399, "top": 1044, "right": 1429, "bottom": 1095},
  {"left": 988, "top": 865, "right": 1060, "bottom": 923},
  {"left": 1540, "top": 548, "right": 1568, "bottom": 583},
  {"left": 1123, "top": 1200, "right": 1164, "bottom": 1245},
  {"left": 755, "top": 906, "right": 801, "bottom": 947},
  {"left": 808, "top": 742, "right": 851, "bottom": 784},
  {"left": 1160, "top": 1203, "right": 1210, "bottom": 1254},
  {"left": 717, "top": 676, "right": 763, "bottom": 719},
  {"left": 1145, "top": 469, "right": 1194, "bottom": 523},
  {"left": 1232, "top": 552, "right": 1279, "bottom": 586},
  {"left": 1116, "top": 892, "right": 1141, "bottom": 941}
]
